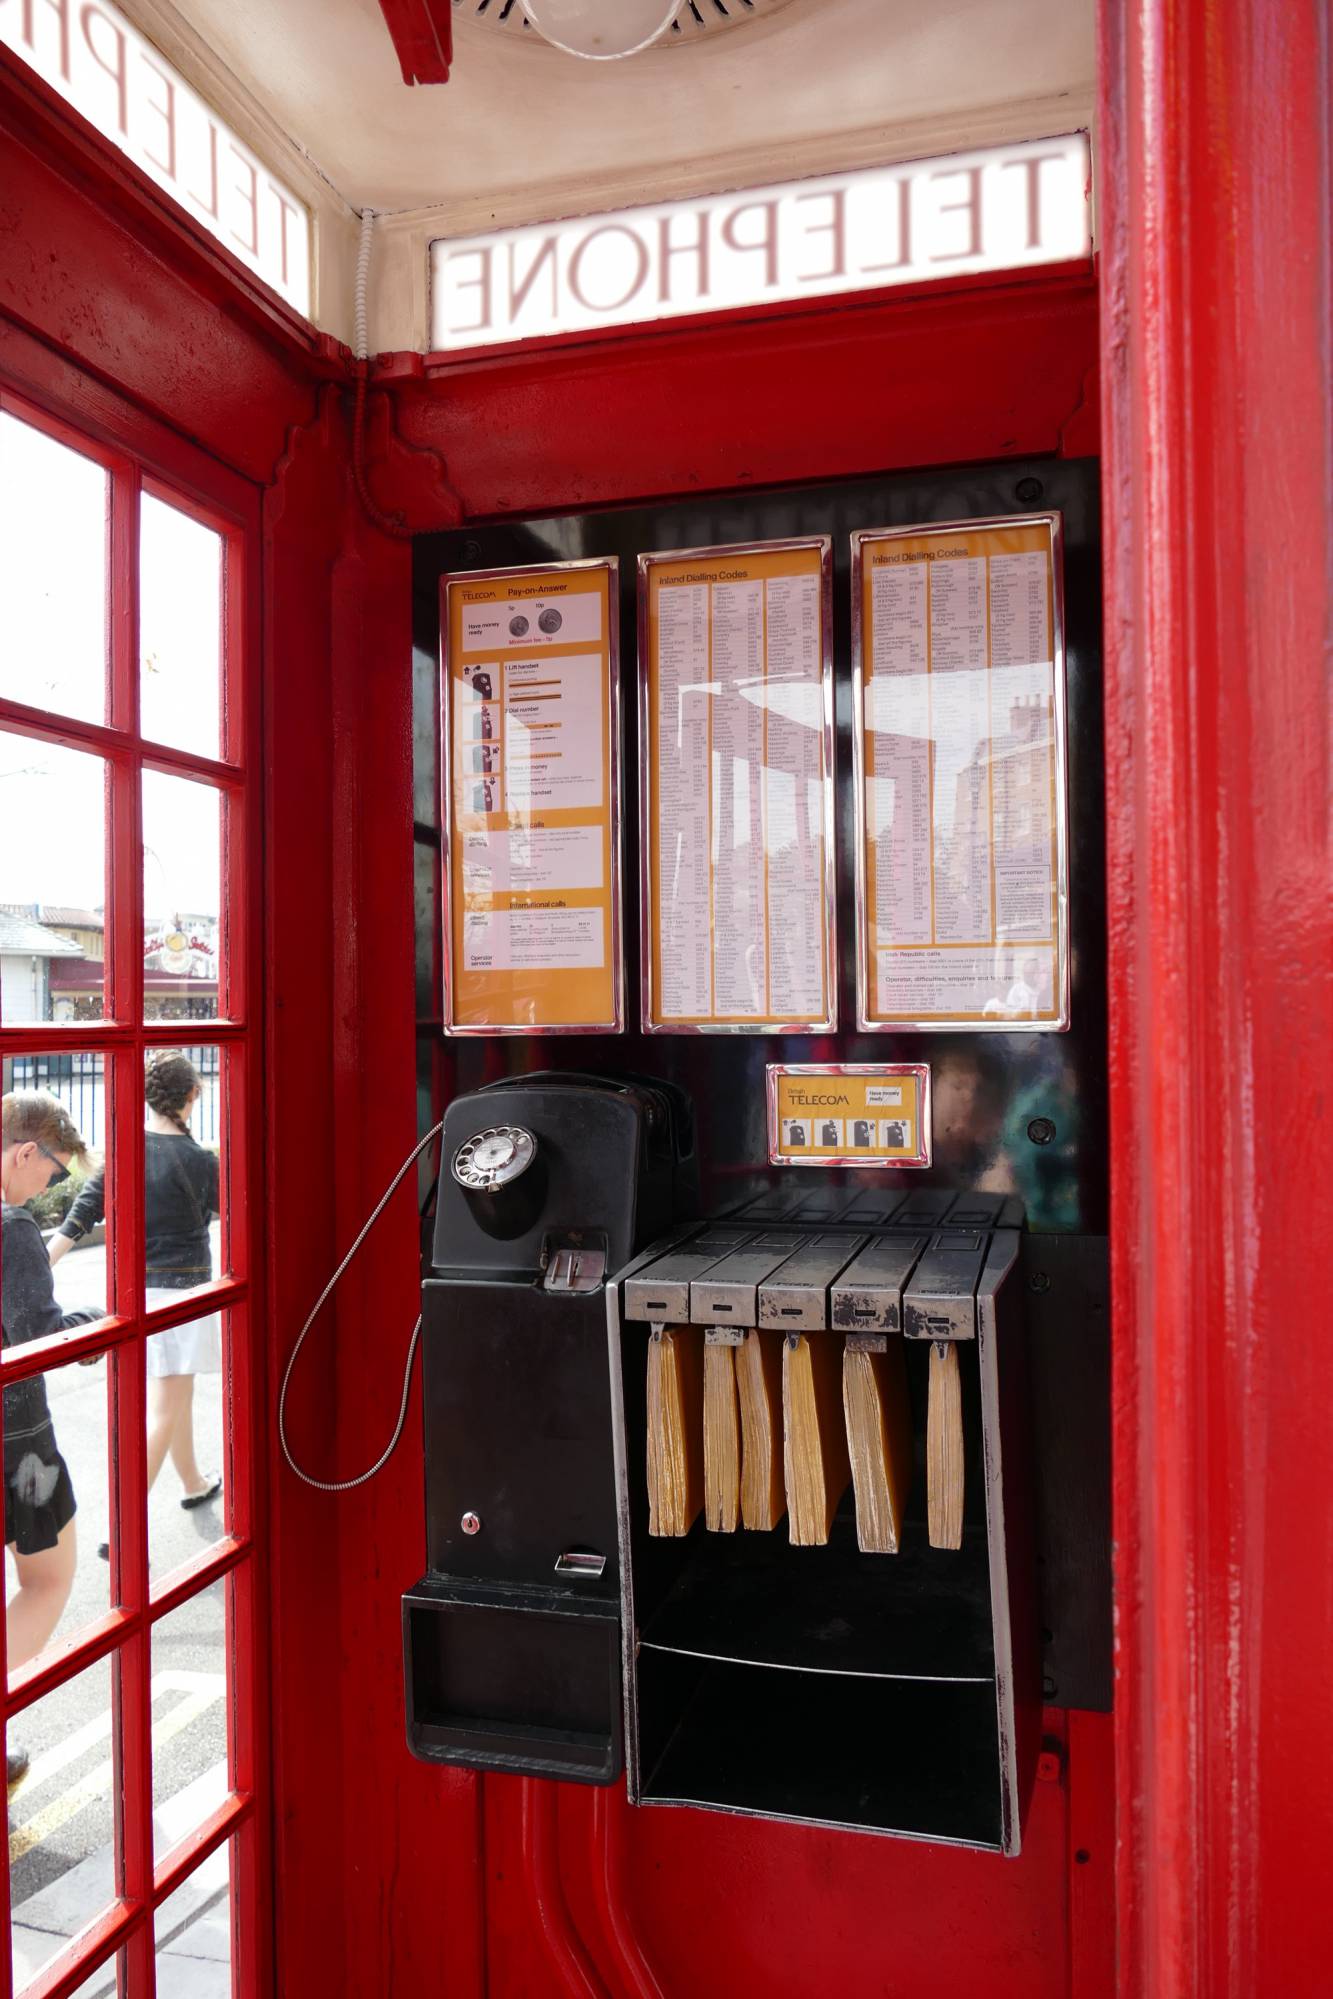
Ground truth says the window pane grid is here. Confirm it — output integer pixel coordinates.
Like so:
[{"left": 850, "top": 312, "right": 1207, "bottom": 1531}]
[
  {"left": 0, "top": 1026, "right": 248, "bottom": 1055},
  {"left": 0, "top": 700, "right": 246, "bottom": 789},
  {"left": 21, "top": 1807, "right": 258, "bottom": 1999},
  {"left": 0, "top": 1284, "right": 250, "bottom": 1391},
  {"left": 1, "top": 391, "right": 260, "bottom": 1999},
  {"left": 3, "top": 1545, "right": 255, "bottom": 1718},
  {"left": 152, "top": 1791, "right": 249, "bottom": 1901},
  {"left": 14, "top": 1902, "right": 135, "bottom": 1999}
]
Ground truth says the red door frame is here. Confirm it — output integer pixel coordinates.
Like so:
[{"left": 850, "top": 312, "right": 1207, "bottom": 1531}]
[
  {"left": 1098, "top": 1, "right": 1333, "bottom": 1993},
  {"left": 0, "top": 351, "right": 272, "bottom": 1996}
]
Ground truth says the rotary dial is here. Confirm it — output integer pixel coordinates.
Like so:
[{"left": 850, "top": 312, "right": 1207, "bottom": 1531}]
[{"left": 451, "top": 1124, "right": 538, "bottom": 1191}]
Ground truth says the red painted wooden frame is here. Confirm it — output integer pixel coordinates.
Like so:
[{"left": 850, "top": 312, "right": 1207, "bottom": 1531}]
[
  {"left": 1099, "top": 1, "right": 1333, "bottom": 1994},
  {"left": 0, "top": 373, "right": 270, "bottom": 1999}
]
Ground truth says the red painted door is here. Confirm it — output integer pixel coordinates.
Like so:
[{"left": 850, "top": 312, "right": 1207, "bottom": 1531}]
[{"left": 0, "top": 378, "right": 271, "bottom": 1999}]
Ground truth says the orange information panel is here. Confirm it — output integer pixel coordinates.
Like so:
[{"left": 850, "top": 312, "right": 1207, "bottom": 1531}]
[
  {"left": 441, "top": 558, "right": 623, "bottom": 1034},
  {"left": 767, "top": 1064, "right": 932, "bottom": 1169},
  {"left": 852, "top": 514, "right": 1069, "bottom": 1032},
  {"left": 638, "top": 537, "right": 836, "bottom": 1034}
]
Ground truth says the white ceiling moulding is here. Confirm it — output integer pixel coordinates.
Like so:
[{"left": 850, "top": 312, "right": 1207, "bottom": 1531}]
[{"left": 428, "top": 131, "right": 1092, "bottom": 354}]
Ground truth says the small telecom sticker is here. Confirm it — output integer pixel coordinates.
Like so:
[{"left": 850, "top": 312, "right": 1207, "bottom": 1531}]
[{"left": 766, "top": 1064, "right": 932, "bottom": 1169}]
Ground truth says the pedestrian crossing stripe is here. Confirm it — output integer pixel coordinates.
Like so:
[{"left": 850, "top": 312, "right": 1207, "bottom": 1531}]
[{"left": 8, "top": 1671, "right": 226, "bottom": 1864}]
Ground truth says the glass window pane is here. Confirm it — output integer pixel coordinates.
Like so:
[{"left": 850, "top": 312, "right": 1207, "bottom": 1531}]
[
  {"left": 154, "top": 1840, "right": 231, "bottom": 1997},
  {"left": 146, "top": 1311, "right": 228, "bottom": 1584},
  {"left": 7, "top": 1653, "right": 117, "bottom": 1993},
  {"left": 142, "top": 1040, "right": 227, "bottom": 1282},
  {"left": 3, "top": 1352, "right": 113, "bottom": 1682},
  {"left": 66, "top": 1952, "right": 124, "bottom": 1998},
  {"left": 0, "top": 415, "right": 108, "bottom": 726},
  {"left": 149, "top": 1597, "right": 227, "bottom": 1868},
  {"left": 139, "top": 496, "right": 222, "bottom": 760},
  {"left": 3, "top": 1047, "right": 108, "bottom": 1180},
  {"left": 0, "top": 737, "right": 106, "bottom": 1024},
  {"left": 141, "top": 775, "right": 221, "bottom": 1023}
]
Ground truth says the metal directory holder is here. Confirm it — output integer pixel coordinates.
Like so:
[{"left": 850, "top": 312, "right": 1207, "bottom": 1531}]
[
  {"left": 606, "top": 1191, "right": 1036, "bottom": 1854},
  {"left": 440, "top": 555, "right": 624, "bottom": 1035},
  {"left": 850, "top": 512, "right": 1071, "bottom": 1033},
  {"left": 638, "top": 535, "right": 837, "bottom": 1035}
]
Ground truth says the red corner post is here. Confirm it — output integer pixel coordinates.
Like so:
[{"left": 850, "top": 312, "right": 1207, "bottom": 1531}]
[{"left": 1099, "top": 0, "right": 1333, "bottom": 1993}]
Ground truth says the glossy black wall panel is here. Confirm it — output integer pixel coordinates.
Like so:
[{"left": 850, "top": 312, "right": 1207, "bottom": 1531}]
[
  {"left": 413, "top": 457, "right": 1105, "bottom": 1235},
  {"left": 412, "top": 460, "right": 1111, "bottom": 1712}
]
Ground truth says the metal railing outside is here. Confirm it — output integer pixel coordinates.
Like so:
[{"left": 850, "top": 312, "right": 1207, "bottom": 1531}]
[{"left": 1, "top": 1047, "right": 222, "bottom": 1151}]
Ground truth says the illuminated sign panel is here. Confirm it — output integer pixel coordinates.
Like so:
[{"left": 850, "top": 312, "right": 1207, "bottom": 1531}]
[
  {"left": 430, "top": 132, "right": 1090, "bottom": 352},
  {"left": 1, "top": 0, "right": 311, "bottom": 313}
]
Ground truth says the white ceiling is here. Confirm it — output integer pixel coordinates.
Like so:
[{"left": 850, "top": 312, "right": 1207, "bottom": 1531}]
[{"left": 149, "top": 0, "right": 1095, "bottom": 223}]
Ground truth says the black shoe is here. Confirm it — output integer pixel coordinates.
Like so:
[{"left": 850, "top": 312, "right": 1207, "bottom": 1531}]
[
  {"left": 7, "top": 1745, "right": 29, "bottom": 1787},
  {"left": 97, "top": 1542, "right": 109, "bottom": 1561},
  {"left": 181, "top": 1475, "right": 222, "bottom": 1511}
]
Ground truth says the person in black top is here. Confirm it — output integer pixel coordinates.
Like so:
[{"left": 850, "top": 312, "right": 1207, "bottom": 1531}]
[
  {"left": 2, "top": 1091, "right": 95, "bottom": 1767},
  {"left": 51, "top": 1051, "right": 222, "bottom": 1514}
]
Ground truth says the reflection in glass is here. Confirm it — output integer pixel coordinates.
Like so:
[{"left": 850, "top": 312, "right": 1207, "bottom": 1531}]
[
  {"left": 0, "top": 736, "right": 106, "bottom": 1025},
  {"left": 150, "top": 1597, "right": 227, "bottom": 1866},
  {"left": 7, "top": 1654, "right": 116, "bottom": 1992},
  {"left": 154, "top": 1839, "right": 231, "bottom": 1993},
  {"left": 141, "top": 773, "right": 221, "bottom": 1023},
  {"left": 139, "top": 495, "right": 222, "bottom": 760},
  {"left": 0, "top": 413, "right": 108, "bottom": 725}
]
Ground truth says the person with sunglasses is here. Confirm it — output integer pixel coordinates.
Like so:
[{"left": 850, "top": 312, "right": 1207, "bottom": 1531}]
[{"left": 1, "top": 1091, "right": 97, "bottom": 1788}]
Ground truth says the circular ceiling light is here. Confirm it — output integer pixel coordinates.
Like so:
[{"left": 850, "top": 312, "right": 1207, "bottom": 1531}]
[{"left": 519, "top": 0, "right": 682, "bottom": 60}]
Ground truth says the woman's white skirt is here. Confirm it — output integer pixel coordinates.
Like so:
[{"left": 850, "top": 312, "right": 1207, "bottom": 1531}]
[{"left": 144, "top": 1288, "right": 223, "bottom": 1377}]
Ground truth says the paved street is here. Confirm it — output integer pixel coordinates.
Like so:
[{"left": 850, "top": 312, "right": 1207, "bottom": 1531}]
[{"left": 7, "top": 1233, "right": 231, "bottom": 1993}]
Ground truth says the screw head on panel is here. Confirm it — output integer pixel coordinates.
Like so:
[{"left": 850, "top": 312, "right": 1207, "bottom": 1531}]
[{"left": 461, "top": 1511, "right": 481, "bottom": 1536}]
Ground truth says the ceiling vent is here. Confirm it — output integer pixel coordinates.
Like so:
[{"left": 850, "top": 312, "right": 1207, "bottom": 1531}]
[{"left": 451, "top": 0, "right": 797, "bottom": 49}]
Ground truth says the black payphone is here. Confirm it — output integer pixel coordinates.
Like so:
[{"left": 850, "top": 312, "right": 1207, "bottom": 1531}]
[{"left": 402, "top": 1073, "right": 696, "bottom": 1781}]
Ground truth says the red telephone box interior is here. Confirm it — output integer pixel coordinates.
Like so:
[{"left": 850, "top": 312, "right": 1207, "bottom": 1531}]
[{"left": 0, "top": 2, "right": 1329, "bottom": 1995}]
